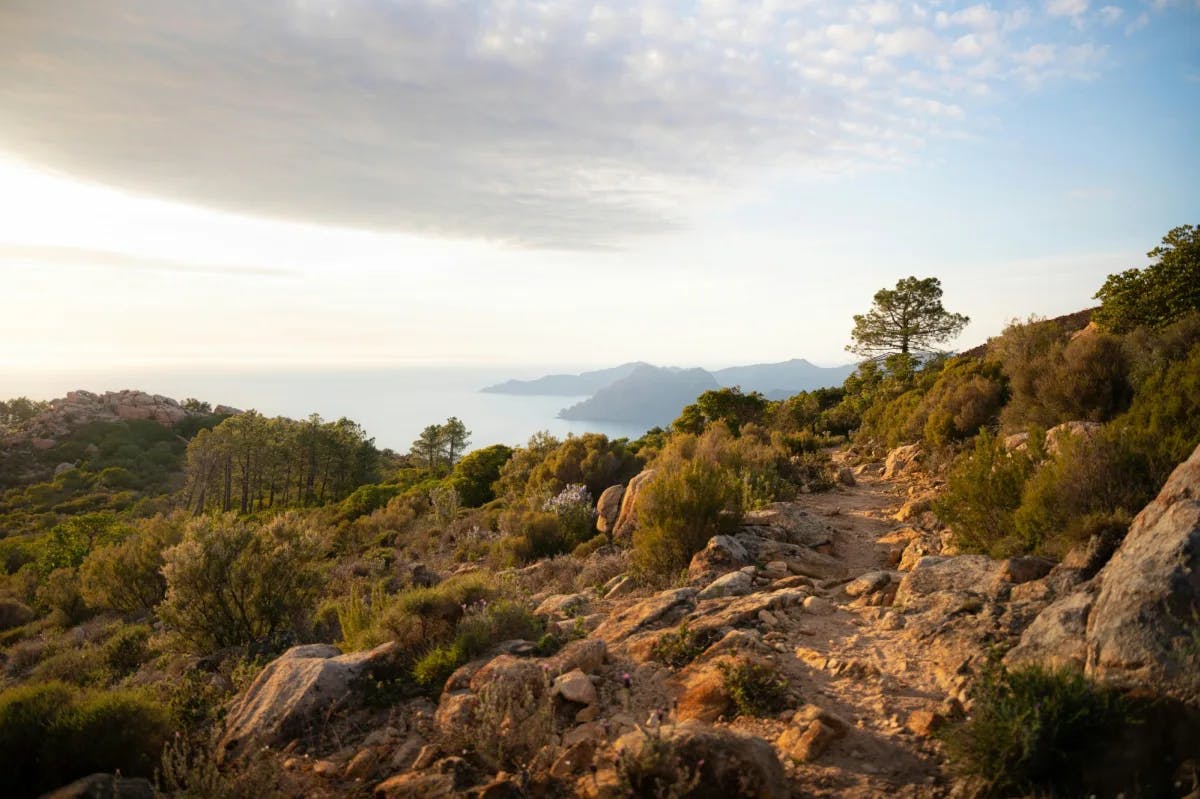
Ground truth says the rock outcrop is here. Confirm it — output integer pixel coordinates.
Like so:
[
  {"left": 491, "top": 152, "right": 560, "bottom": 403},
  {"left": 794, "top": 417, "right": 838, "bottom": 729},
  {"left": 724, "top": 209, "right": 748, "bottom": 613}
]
[
  {"left": 1008, "top": 442, "right": 1200, "bottom": 703},
  {"left": 612, "top": 469, "right": 656, "bottom": 541},
  {"left": 219, "top": 642, "right": 402, "bottom": 762}
]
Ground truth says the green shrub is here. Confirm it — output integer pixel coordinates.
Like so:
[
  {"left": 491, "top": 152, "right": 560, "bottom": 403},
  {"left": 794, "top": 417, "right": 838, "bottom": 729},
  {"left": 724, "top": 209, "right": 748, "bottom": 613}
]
[
  {"left": 80, "top": 513, "right": 183, "bottom": 615},
  {"left": 718, "top": 659, "right": 790, "bottom": 717},
  {"left": 942, "top": 664, "right": 1126, "bottom": 797},
  {"left": 0, "top": 597, "right": 34, "bottom": 631},
  {"left": 1093, "top": 224, "right": 1200, "bottom": 333},
  {"left": 649, "top": 623, "right": 716, "bottom": 670},
  {"left": 412, "top": 598, "right": 542, "bottom": 692},
  {"left": 1013, "top": 430, "right": 1155, "bottom": 557},
  {"left": 412, "top": 644, "right": 463, "bottom": 689},
  {"left": 615, "top": 724, "right": 702, "bottom": 799},
  {"left": 934, "top": 430, "right": 1036, "bottom": 558},
  {"left": 36, "top": 567, "right": 90, "bottom": 628},
  {"left": 159, "top": 513, "right": 321, "bottom": 652},
  {"left": 0, "top": 681, "right": 170, "bottom": 797},
  {"left": 102, "top": 623, "right": 153, "bottom": 676},
  {"left": 28, "top": 645, "right": 110, "bottom": 687},
  {"left": 339, "top": 483, "right": 402, "bottom": 520},
  {"left": 448, "top": 444, "right": 514, "bottom": 507},
  {"left": 633, "top": 458, "right": 743, "bottom": 577}
]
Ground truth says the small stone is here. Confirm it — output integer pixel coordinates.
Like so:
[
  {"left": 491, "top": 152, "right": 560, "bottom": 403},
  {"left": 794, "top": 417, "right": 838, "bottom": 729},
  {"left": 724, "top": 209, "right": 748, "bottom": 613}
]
[
  {"left": 906, "top": 709, "right": 946, "bottom": 737},
  {"left": 698, "top": 569, "right": 753, "bottom": 600},
  {"left": 777, "top": 719, "right": 839, "bottom": 763},
  {"left": 344, "top": 748, "right": 380, "bottom": 780},
  {"left": 604, "top": 575, "right": 638, "bottom": 599},
  {"left": 803, "top": 596, "right": 834, "bottom": 615},
  {"left": 313, "top": 759, "right": 340, "bottom": 778},
  {"left": 411, "top": 744, "right": 440, "bottom": 770},
  {"left": 758, "top": 609, "right": 778, "bottom": 626}
]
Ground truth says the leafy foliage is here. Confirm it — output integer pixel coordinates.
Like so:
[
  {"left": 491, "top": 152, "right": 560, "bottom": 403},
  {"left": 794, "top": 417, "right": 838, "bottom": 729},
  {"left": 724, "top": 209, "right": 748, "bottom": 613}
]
[
  {"left": 1094, "top": 224, "right": 1200, "bottom": 333},
  {"left": 718, "top": 658, "right": 791, "bottom": 717}
]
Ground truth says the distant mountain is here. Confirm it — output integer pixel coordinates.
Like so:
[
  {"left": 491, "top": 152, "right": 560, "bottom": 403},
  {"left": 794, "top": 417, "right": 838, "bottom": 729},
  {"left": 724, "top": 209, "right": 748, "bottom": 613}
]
[
  {"left": 480, "top": 362, "right": 649, "bottom": 396},
  {"left": 712, "top": 358, "right": 857, "bottom": 396},
  {"left": 558, "top": 365, "right": 719, "bottom": 426}
]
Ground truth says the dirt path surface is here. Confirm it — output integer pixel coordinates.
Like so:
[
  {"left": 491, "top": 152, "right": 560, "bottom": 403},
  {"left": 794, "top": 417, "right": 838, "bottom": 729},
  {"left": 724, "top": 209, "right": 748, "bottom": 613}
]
[{"left": 774, "top": 473, "right": 951, "bottom": 797}]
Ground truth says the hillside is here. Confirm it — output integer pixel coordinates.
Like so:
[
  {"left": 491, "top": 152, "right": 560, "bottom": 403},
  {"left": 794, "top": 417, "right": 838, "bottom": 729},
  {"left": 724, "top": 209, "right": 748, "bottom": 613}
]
[
  {"left": 480, "top": 362, "right": 649, "bottom": 396},
  {"left": 557, "top": 364, "right": 720, "bottom": 426}
]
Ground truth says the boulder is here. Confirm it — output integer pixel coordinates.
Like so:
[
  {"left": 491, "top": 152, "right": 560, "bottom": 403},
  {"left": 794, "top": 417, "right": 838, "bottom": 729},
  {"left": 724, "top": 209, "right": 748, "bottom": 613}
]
[
  {"left": 595, "top": 484, "right": 625, "bottom": 535},
  {"left": 894, "top": 555, "right": 1003, "bottom": 607},
  {"left": 546, "top": 638, "right": 607, "bottom": 676},
  {"left": 553, "top": 668, "right": 598, "bottom": 705},
  {"left": 882, "top": 443, "right": 922, "bottom": 480},
  {"left": 614, "top": 720, "right": 788, "bottom": 799},
  {"left": 1008, "top": 443, "right": 1200, "bottom": 703},
  {"left": 776, "top": 719, "right": 840, "bottom": 763},
  {"left": 1044, "top": 420, "right": 1102, "bottom": 455},
  {"left": 697, "top": 570, "right": 753, "bottom": 600},
  {"left": 219, "top": 642, "right": 401, "bottom": 762},
  {"left": 534, "top": 593, "right": 590, "bottom": 618},
  {"left": 999, "top": 556, "right": 1054, "bottom": 584},
  {"left": 592, "top": 587, "right": 697, "bottom": 644},
  {"left": 612, "top": 469, "right": 657, "bottom": 541},
  {"left": 672, "top": 658, "right": 735, "bottom": 722},
  {"left": 603, "top": 574, "right": 637, "bottom": 599},
  {"left": 836, "top": 466, "right": 856, "bottom": 486},
  {"left": 844, "top": 570, "right": 892, "bottom": 598},
  {"left": 739, "top": 504, "right": 835, "bottom": 548},
  {"left": 688, "top": 535, "right": 751, "bottom": 580}
]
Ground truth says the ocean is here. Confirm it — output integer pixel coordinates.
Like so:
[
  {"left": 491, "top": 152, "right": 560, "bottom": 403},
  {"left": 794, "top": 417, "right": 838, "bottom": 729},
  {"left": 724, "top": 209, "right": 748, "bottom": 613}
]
[{"left": 2, "top": 365, "right": 654, "bottom": 452}]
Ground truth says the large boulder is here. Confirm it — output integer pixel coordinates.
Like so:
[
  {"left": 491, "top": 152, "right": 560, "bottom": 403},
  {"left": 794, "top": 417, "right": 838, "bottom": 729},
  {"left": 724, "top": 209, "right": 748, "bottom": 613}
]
[
  {"left": 219, "top": 642, "right": 401, "bottom": 761},
  {"left": 882, "top": 443, "right": 922, "bottom": 480},
  {"left": 595, "top": 484, "right": 625, "bottom": 536},
  {"left": 613, "top": 720, "right": 788, "bottom": 799},
  {"left": 1009, "top": 443, "right": 1200, "bottom": 703},
  {"left": 739, "top": 504, "right": 835, "bottom": 549},
  {"left": 688, "top": 535, "right": 751, "bottom": 580},
  {"left": 612, "top": 469, "right": 657, "bottom": 541}
]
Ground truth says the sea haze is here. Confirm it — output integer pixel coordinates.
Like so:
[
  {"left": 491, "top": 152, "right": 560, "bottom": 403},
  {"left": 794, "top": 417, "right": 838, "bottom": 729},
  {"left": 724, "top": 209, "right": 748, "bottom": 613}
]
[{"left": 3, "top": 365, "right": 654, "bottom": 452}]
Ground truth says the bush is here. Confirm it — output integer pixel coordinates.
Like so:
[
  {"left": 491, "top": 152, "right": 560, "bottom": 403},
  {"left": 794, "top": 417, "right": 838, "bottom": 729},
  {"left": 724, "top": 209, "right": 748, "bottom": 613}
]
[
  {"left": 934, "top": 430, "right": 1036, "bottom": 558},
  {"left": 0, "top": 681, "right": 170, "bottom": 797},
  {"left": 102, "top": 623, "right": 153, "bottom": 676},
  {"left": 1012, "top": 429, "right": 1155, "bottom": 557},
  {"left": 412, "top": 598, "right": 542, "bottom": 691},
  {"left": 36, "top": 567, "right": 90, "bottom": 628},
  {"left": 159, "top": 513, "right": 321, "bottom": 652},
  {"left": 649, "top": 622, "right": 717, "bottom": 670},
  {"left": 448, "top": 444, "right": 514, "bottom": 507},
  {"left": 718, "top": 659, "right": 791, "bottom": 717},
  {"left": 942, "top": 664, "right": 1126, "bottom": 797},
  {"left": 1094, "top": 224, "right": 1200, "bottom": 333},
  {"left": 633, "top": 458, "right": 743, "bottom": 577},
  {"left": 80, "top": 513, "right": 183, "bottom": 615},
  {"left": 0, "top": 597, "right": 34, "bottom": 631},
  {"left": 28, "top": 645, "right": 110, "bottom": 687}
]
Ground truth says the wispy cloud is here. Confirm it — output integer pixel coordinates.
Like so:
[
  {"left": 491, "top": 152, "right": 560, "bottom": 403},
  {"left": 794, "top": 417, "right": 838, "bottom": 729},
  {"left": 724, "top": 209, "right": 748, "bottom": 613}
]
[
  {"left": 0, "top": 243, "right": 294, "bottom": 277},
  {"left": 0, "top": 1, "right": 1139, "bottom": 247}
]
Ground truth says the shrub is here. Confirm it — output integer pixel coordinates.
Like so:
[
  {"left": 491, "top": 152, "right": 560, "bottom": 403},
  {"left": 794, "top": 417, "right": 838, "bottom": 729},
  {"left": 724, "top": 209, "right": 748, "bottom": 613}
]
[
  {"left": 102, "top": 623, "right": 153, "bottom": 676},
  {"left": 1012, "top": 429, "right": 1156, "bottom": 557},
  {"left": 633, "top": 458, "right": 743, "bottom": 577},
  {"left": 0, "top": 597, "right": 34, "bottom": 631},
  {"left": 934, "top": 430, "right": 1036, "bottom": 558},
  {"left": 28, "top": 645, "right": 110, "bottom": 687},
  {"left": 157, "top": 734, "right": 288, "bottom": 799},
  {"left": 36, "top": 567, "right": 90, "bottom": 628},
  {"left": 339, "top": 483, "right": 402, "bottom": 520},
  {"left": 718, "top": 659, "right": 790, "bottom": 717},
  {"left": 615, "top": 724, "right": 703, "bottom": 799},
  {"left": 159, "top": 513, "right": 321, "bottom": 652},
  {"left": 412, "top": 598, "right": 542, "bottom": 691},
  {"left": 448, "top": 444, "right": 514, "bottom": 507},
  {"left": 0, "top": 681, "right": 170, "bottom": 797},
  {"left": 1093, "top": 224, "right": 1200, "bottom": 333},
  {"left": 942, "top": 664, "right": 1126, "bottom": 797},
  {"left": 80, "top": 513, "right": 183, "bottom": 615},
  {"left": 649, "top": 623, "right": 717, "bottom": 670}
]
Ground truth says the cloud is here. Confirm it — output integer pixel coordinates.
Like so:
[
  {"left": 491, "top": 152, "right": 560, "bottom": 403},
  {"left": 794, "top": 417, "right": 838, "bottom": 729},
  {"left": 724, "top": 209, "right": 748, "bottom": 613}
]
[
  {"left": 0, "top": 243, "right": 294, "bottom": 277},
  {"left": 1098, "top": 5, "right": 1124, "bottom": 24},
  {"left": 0, "top": 0, "right": 1126, "bottom": 248},
  {"left": 1047, "top": 0, "right": 1090, "bottom": 18}
]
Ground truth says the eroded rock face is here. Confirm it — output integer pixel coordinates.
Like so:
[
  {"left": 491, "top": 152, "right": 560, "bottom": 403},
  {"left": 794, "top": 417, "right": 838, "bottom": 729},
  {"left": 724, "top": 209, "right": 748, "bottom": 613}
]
[
  {"left": 697, "top": 569, "right": 753, "bottom": 600},
  {"left": 739, "top": 504, "right": 835, "bottom": 549},
  {"left": 219, "top": 642, "right": 401, "bottom": 762},
  {"left": 592, "top": 587, "right": 697, "bottom": 645},
  {"left": 1010, "top": 443, "right": 1200, "bottom": 703}
]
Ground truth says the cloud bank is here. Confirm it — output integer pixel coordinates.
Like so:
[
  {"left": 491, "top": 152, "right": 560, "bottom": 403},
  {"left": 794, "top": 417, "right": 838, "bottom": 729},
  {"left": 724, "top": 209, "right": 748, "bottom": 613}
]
[{"left": 0, "top": 1, "right": 1133, "bottom": 247}]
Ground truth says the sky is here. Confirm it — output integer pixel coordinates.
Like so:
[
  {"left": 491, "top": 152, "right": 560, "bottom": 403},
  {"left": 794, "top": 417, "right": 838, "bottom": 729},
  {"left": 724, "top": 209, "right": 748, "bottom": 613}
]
[{"left": 2, "top": 0, "right": 1198, "bottom": 373}]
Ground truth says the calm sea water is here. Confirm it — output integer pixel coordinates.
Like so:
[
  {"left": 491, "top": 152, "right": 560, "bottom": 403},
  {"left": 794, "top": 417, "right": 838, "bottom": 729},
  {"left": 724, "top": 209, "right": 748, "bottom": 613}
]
[{"left": 2, "top": 365, "right": 652, "bottom": 452}]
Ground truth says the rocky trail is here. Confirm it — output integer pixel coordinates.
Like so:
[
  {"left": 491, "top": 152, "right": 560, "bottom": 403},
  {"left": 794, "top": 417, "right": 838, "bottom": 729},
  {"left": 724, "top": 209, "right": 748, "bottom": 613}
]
[{"left": 217, "top": 441, "right": 1200, "bottom": 798}]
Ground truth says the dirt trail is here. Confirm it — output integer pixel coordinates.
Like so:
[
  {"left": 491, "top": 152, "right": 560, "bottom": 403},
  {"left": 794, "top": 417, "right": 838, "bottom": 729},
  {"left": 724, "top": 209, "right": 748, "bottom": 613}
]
[{"left": 763, "top": 472, "right": 952, "bottom": 798}]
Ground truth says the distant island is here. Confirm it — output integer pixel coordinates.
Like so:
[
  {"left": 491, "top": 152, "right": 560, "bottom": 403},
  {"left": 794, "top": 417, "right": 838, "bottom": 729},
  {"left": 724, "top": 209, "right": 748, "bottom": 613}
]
[{"left": 482, "top": 358, "right": 857, "bottom": 427}]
